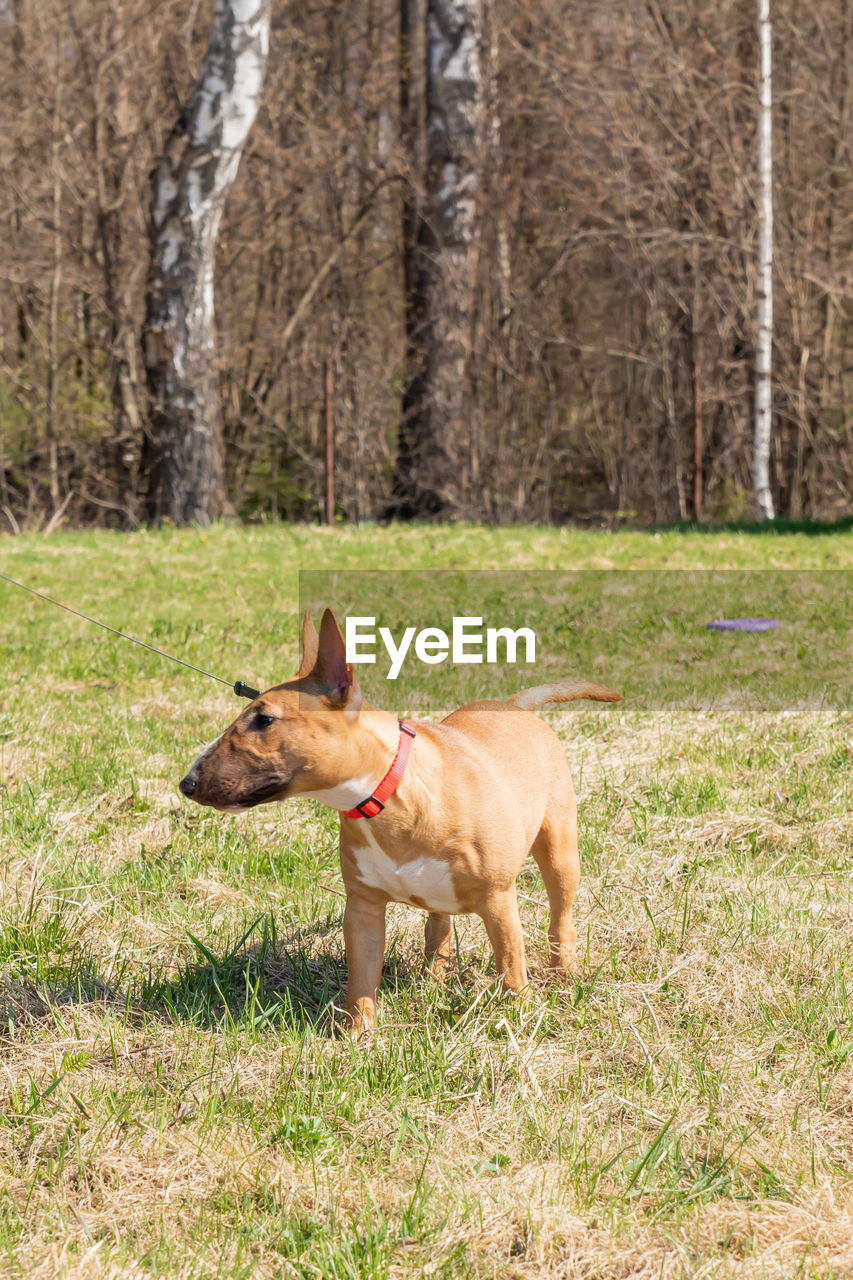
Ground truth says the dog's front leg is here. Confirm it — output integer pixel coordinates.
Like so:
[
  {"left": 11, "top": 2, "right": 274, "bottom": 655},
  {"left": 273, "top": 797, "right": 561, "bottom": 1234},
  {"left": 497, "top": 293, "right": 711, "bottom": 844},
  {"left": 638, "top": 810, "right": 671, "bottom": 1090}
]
[{"left": 342, "top": 891, "right": 386, "bottom": 1038}]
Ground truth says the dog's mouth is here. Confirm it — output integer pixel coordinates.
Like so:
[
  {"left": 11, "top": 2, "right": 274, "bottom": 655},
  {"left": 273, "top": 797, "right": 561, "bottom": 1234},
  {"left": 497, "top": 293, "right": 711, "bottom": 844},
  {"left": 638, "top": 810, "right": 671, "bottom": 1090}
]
[
  {"left": 189, "top": 773, "right": 293, "bottom": 812},
  {"left": 232, "top": 774, "right": 293, "bottom": 808}
]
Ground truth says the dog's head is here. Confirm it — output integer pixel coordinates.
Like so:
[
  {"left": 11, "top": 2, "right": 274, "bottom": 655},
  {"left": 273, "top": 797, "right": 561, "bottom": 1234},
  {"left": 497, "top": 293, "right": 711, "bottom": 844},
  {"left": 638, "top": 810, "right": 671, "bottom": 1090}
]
[{"left": 179, "top": 609, "right": 366, "bottom": 811}]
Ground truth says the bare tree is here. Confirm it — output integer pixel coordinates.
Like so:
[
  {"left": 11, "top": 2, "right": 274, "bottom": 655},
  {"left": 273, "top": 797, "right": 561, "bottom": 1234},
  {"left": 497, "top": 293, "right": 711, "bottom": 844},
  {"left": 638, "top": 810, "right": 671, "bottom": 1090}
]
[
  {"left": 143, "top": 0, "right": 271, "bottom": 525},
  {"left": 1, "top": 0, "right": 850, "bottom": 530},
  {"left": 754, "top": 0, "right": 775, "bottom": 520},
  {"left": 391, "top": 0, "right": 485, "bottom": 519}
]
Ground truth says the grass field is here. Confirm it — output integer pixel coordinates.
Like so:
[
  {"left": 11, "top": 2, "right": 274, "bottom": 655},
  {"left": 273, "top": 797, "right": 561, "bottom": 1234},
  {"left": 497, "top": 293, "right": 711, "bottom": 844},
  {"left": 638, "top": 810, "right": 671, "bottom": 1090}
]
[{"left": 1, "top": 523, "right": 852, "bottom": 1278}]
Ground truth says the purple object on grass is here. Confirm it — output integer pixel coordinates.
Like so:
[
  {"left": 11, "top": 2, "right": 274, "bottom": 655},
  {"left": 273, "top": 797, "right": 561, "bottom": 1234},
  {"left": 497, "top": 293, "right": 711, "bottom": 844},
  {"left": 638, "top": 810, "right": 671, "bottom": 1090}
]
[{"left": 705, "top": 618, "right": 781, "bottom": 632}]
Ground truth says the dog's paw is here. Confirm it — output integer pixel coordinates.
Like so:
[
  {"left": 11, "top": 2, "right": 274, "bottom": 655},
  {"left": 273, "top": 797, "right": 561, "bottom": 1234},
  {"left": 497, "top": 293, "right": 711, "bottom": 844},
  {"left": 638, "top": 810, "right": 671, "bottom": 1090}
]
[
  {"left": 423, "top": 958, "right": 450, "bottom": 984},
  {"left": 336, "top": 1015, "right": 376, "bottom": 1045}
]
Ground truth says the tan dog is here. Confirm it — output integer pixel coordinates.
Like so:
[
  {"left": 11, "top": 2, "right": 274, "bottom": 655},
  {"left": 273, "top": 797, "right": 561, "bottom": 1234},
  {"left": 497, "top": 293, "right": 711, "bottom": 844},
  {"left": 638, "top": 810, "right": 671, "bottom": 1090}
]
[{"left": 179, "top": 610, "right": 621, "bottom": 1036}]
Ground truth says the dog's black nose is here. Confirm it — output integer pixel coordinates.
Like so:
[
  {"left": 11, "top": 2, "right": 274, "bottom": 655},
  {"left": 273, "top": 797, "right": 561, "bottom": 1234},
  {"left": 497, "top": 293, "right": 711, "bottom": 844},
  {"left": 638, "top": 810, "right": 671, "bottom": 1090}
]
[{"left": 179, "top": 774, "right": 197, "bottom": 797}]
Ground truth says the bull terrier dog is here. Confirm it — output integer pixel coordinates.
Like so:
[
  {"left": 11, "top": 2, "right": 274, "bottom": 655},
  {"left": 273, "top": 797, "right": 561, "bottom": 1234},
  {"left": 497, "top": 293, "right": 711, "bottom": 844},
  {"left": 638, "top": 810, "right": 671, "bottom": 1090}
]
[{"left": 179, "top": 609, "right": 621, "bottom": 1037}]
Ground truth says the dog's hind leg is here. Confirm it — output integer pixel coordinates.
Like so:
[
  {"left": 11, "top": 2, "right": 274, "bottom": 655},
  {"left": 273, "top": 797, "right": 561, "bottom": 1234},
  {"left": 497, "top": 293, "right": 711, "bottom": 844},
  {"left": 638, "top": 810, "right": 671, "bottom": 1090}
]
[
  {"left": 531, "top": 803, "right": 581, "bottom": 975},
  {"left": 424, "top": 912, "right": 453, "bottom": 978},
  {"left": 480, "top": 891, "right": 528, "bottom": 992}
]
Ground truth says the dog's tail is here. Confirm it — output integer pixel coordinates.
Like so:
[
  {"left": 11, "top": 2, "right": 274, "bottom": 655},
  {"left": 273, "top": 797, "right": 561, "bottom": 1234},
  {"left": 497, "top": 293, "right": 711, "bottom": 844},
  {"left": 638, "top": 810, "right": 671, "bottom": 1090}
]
[{"left": 508, "top": 681, "right": 622, "bottom": 712}]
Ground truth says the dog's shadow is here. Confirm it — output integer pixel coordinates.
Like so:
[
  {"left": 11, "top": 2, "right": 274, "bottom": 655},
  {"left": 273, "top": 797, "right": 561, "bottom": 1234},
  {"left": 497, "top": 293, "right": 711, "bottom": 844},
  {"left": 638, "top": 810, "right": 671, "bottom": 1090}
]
[
  {"left": 3, "top": 916, "right": 502, "bottom": 1041},
  {"left": 139, "top": 920, "right": 337, "bottom": 1036},
  {"left": 139, "top": 915, "right": 430, "bottom": 1037}
]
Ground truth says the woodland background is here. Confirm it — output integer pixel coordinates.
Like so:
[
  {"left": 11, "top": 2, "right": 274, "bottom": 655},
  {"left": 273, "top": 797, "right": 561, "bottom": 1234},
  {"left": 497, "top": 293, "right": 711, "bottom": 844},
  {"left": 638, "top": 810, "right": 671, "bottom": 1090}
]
[{"left": 0, "top": 0, "right": 851, "bottom": 529}]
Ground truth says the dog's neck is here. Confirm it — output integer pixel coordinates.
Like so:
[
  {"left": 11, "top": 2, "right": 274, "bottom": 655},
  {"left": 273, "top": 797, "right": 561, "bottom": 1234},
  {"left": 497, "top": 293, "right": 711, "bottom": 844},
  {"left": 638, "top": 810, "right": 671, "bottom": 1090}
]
[{"left": 295, "top": 705, "right": 405, "bottom": 812}]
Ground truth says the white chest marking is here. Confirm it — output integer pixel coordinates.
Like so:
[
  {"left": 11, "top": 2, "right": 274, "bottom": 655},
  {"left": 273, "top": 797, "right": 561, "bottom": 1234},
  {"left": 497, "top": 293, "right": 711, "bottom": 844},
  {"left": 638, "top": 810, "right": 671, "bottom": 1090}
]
[
  {"left": 350, "top": 826, "right": 460, "bottom": 913},
  {"left": 300, "top": 773, "right": 377, "bottom": 810}
]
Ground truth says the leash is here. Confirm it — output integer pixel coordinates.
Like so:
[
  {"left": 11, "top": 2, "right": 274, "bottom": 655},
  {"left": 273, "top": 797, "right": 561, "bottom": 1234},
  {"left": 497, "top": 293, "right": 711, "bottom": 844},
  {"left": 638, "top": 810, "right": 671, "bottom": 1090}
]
[{"left": 0, "top": 569, "right": 260, "bottom": 700}]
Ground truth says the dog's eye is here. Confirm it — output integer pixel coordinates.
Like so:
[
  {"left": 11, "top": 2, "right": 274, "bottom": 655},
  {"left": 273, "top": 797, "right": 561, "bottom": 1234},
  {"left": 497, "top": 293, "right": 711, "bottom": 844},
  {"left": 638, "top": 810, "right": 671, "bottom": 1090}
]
[{"left": 253, "top": 712, "right": 276, "bottom": 730}]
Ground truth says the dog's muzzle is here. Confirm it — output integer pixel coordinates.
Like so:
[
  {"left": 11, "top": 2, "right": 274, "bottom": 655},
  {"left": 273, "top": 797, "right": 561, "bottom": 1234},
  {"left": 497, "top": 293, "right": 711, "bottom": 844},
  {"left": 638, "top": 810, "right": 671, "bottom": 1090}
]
[{"left": 178, "top": 768, "right": 291, "bottom": 808}]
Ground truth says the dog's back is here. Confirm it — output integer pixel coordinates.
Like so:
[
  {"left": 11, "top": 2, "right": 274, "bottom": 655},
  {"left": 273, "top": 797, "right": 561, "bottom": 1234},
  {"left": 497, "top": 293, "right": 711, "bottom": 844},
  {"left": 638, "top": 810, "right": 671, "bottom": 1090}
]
[
  {"left": 436, "top": 680, "right": 620, "bottom": 836},
  {"left": 439, "top": 680, "right": 621, "bottom": 780}
]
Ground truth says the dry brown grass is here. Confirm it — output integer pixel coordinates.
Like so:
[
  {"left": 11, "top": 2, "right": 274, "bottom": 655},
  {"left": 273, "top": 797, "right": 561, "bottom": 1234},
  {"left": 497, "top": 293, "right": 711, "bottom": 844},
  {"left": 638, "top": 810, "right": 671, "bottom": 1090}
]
[{"left": 1, "top": 696, "right": 851, "bottom": 1277}]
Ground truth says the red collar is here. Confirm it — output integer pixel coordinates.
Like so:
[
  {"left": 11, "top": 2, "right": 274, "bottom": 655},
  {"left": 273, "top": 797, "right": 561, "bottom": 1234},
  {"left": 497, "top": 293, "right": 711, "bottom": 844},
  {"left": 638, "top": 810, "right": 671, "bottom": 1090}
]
[{"left": 343, "top": 720, "right": 417, "bottom": 819}]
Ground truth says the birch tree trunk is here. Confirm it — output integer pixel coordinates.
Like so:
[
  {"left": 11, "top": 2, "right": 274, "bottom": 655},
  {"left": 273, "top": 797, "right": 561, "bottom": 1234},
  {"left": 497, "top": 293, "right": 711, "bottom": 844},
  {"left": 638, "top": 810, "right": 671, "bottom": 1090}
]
[
  {"left": 391, "top": 0, "right": 484, "bottom": 519},
  {"left": 754, "top": 0, "right": 775, "bottom": 520},
  {"left": 143, "top": 0, "right": 270, "bottom": 526}
]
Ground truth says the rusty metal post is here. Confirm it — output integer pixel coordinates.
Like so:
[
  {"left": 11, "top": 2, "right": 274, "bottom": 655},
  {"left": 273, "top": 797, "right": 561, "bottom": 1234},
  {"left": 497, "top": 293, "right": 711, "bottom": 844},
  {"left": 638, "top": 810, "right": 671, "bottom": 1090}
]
[{"left": 692, "top": 352, "right": 703, "bottom": 523}]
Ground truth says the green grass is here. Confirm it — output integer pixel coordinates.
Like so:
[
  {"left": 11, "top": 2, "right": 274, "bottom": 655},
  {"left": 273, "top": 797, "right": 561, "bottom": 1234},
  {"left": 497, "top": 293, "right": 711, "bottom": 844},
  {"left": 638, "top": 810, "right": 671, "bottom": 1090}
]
[{"left": 0, "top": 522, "right": 851, "bottom": 1278}]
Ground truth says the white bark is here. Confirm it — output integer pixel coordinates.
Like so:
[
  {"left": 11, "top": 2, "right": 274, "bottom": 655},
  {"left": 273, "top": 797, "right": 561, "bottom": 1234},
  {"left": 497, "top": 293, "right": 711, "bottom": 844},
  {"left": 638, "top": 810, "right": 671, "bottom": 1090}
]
[
  {"left": 144, "top": 0, "right": 270, "bottom": 525},
  {"left": 754, "top": 0, "right": 775, "bottom": 520}
]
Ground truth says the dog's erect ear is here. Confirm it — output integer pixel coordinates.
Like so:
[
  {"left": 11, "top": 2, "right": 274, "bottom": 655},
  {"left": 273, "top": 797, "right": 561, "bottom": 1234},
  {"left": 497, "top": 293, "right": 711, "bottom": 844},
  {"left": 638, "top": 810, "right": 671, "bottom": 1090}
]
[
  {"left": 313, "top": 609, "right": 362, "bottom": 718},
  {"left": 296, "top": 609, "right": 320, "bottom": 677}
]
